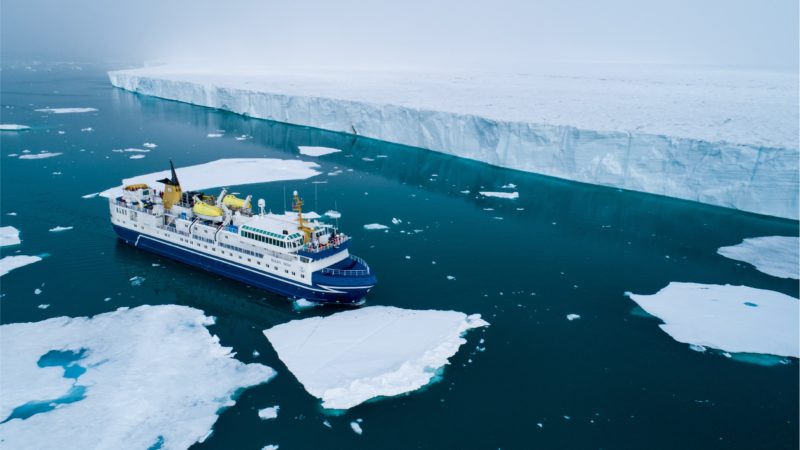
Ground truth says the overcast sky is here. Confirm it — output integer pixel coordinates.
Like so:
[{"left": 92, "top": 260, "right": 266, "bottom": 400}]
[{"left": 2, "top": 0, "right": 797, "bottom": 70}]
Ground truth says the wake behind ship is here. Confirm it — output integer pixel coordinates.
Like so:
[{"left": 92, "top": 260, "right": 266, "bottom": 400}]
[{"left": 109, "top": 161, "right": 376, "bottom": 304}]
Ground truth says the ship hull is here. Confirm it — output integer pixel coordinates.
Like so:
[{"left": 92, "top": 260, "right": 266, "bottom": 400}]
[{"left": 113, "top": 225, "right": 373, "bottom": 304}]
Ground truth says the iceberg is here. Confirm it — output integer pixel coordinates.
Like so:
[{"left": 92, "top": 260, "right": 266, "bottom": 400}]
[
  {"left": 107, "top": 65, "right": 799, "bottom": 219},
  {"left": 0, "top": 124, "right": 30, "bottom": 131},
  {"left": 0, "top": 226, "right": 21, "bottom": 246},
  {"left": 0, "top": 305, "right": 275, "bottom": 450},
  {"left": 717, "top": 236, "right": 799, "bottom": 280},
  {"left": 626, "top": 283, "right": 799, "bottom": 358},
  {"left": 34, "top": 108, "right": 97, "bottom": 114},
  {"left": 99, "top": 158, "right": 320, "bottom": 198},
  {"left": 298, "top": 146, "right": 341, "bottom": 157},
  {"left": 263, "top": 306, "right": 489, "bottom": 410},
  {"left": 0, "top": 255, "right": 42, "bottom": 277}
]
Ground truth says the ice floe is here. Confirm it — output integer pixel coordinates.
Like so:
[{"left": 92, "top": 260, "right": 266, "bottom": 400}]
[
  {"left": 258, "top": 405, "right": 279, "bottom": 420},
  {"left": 80, "top": 127, "right": 93, "bottom": 132},
  {"left": 0, "top": 255, "right": 41, "bottom": 277},
  {"left": 263, "top": 306, "right": 489, "bottom": 410},
  {"left": 142, "top": 142, "right": 157, "bottom": 148},
  {"left": 0, "top": 305, "right": 275, "bottom": 450},
  {"left": 81, "top": 192, "right": 99, "bottom": 199},
  {"left": 566, "top": 314, "right": 581, "bottom": 321},
  {"left": 363, "top": 223, "right": 389, "bottom": 230},
  {"left": 325, "top": 210, "right": 341, "bottom": 219},
  {"left": 0, "top": 226, "right": 21, "bottom": 246},
  {"left": 129, "top": 154, "right": 146, "bottom": 159},
  {"left": 298, "top": 146, "right": 341, "bottom": 157},
  {"left": 207, "top": 133, "right": 223, "bottom": 138},
  {"left": 350, "top": 421, "right": 363, "bottom": 435},
  {"left": 0, "top": 124, "right": 30, "bottom": 131},
  {"left": 34, "top": 108, "right": 97, "bottom": 114},
  {"left": 479, "top": 191, "right": 519, "bottom": 199},
  {"left": 99, "top": 158, "right": 320, "bottom": 199},
  {"left": 48, "top": 226, "right": 73, "bottom": 233},
  {"left": 718, "top": 236, "right": 799, "bottom": 280},
  {"left": 18, "top": 152, "right": 62, "bottom": 160},
  {"left": 627, "top": 282, "right": 799, "bottom": 358},
  {"left": 112, "top": 147, "right": 150, "bottom": 153}
]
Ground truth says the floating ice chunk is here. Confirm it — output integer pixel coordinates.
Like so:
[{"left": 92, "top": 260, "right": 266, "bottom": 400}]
[
  {"left": 49, "top": 226, "right": 73, "bottom": 233},
  {"left": 19, "top": 152, "right": 62, "bottom": 160},
  {"left": 350, "top": 421, "right": 363, "bottom": 435},
  {"left": 81, "top": 192, "right": 99, "bottom": 199},
  {"left": 627, "top": 283, "right": 799, "bottom": 357},
  {"left": 37, "top": 304, "right": 49, "bottom": 309},
  {"left": 57, "top": 131, "right": 65, "bottom": 135},
  {"left": 262, "top": 445, "right": 279, "bottom": 450},
  {"left": 234, "top": 135, "right": 252, "bottom": 141},
  {"left": 0, "top": 305, "right": 275, "bottom": 450},
  {"left": 35, "top": 107, "right": 97, "bottom": 114},
  {"left": 7, "top": 212, "right": 17, "bottom": 216},
  {"left": 718, "top": 236, "right": 799, "bottom": 280},
  {"left": 298, "top": 146, "right": 341, "bottom": 157},
  {"left": 0, "top": 255, "right": 42, "bottom": 277},
  {"left": 361, "top": 157, "right": 375, "bottom": 162},
  {"left": 129, "top": 154, "right": 146, "bottom": 160},
  {"left": 446, "top": 275, "right": 456, "bottom": 280},
  {"left": 363, "top": 223, "right": 389, "bottom": 230},
  {"left": 0, "top": 226, "right": 21, "bottom": 247},
  {"left": 292, "top": 298, "right": 318, "bottom": 311},
  {"left": 501, "top": 183, "right": 517, "bottom": 189},
  {"left": 129, "top": 276, "right": 145, "bottom": 286},
  {"left": 257, "top": 405, "right": 279, "bottom": 420},
  {"left": 263, "top": 306, "right": 490, "bottom": 410},
  {"left": 113, "top": 148, "right": 150, "bottom": 153},
  {"left": 142, "top": 142, "right": 157, "bottom": 148},
  {"left": 391, "top": 217, "right": 402, "bottom": 225},
  {"left": 207, "top": 133, "right": 223, "bottom": 138},
  {"left": 80, "top": 127, "right": 93, "bottom": 132},
  {"left": 323, "top": 420, "right": 332, "bottom": 428},
  {"left": 689, "top": 344, "right": 707, "bottom": 353},
  {"left": 479, "top": 191, "right": 519, "bottom": 199},
  {"left": 325, "top": 210, "right": 341, "bottom": 219},
  {"left": 0, "top": 124, "right": 30, "bottom": 131},
  {"left": 566, "top": 314, "right": 581, "bottom": 321},
  {"left": 100, "top": 158, "right": 320, "bottom": 199}
]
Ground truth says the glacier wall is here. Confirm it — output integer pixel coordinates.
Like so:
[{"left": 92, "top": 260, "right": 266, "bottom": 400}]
[{"left": 108, "top": 71, "right": 798, "bottom": 220}]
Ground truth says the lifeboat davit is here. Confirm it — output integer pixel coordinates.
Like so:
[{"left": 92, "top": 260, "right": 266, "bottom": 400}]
[{"left": 192, "top": 201, "right": 224, "bottom": 222}]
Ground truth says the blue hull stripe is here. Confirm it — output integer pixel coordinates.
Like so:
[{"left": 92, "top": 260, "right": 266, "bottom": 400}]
[{"left": 113, "top": 225, "right": 369, "bottom": 304}]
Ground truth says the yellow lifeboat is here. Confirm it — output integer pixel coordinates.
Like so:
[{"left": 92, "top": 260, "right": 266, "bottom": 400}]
[
  {"left": 222, "top": 194, "right": 250, "bottom": 210},
  {"left": 124, "top": 183, "right": 150, "bottom": 191},
  {"left": 192, "top": 201, "right": 224, "bottom": 221}
]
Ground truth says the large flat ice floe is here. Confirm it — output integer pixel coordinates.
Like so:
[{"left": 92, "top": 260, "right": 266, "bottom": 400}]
[
  {"left": 0, "top": 255, "right": 42, "bottom": 277},
  {"left": 108, "top": 65, "right": 799, "bottom": 219},
  {"left": 99, "top": 158, "right": 320, "bottom": 198},
  {"left": 718, "top": 236, "right": 799, "bottom": 280},
  {"left": 263, "top": 306, "right": 489, "bottom": 410},
  {"left": 0, "top": 226, "right": 21, "bottom": 246},
  {"left": 0, "top": 305, "right": 275, "bottom": 450},
  {"left": 627, "top": 283, "right": 799, "bottom": 358}
]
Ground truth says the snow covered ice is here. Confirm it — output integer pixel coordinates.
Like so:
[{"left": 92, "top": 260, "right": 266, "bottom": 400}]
[
  {"left": 298, "top": 146, "right": 341, "bottom": 157},
  {"left": 263, "top": 306, "right": 489, "bottom": 410},
  {"left": 718, "top": 236, "right": 799, "bottom": 280},
  {"left": 99, "top": 158, "right": 320, "bottom": 198},
  {"left": 0, "top": 226, "right": 21, "bottom": 246},
  {"left": 0, "top": 255, "right": 42, "bottom": 277},
  {"left": 108, "top": 65, "right": 798, "bottom": 219},
  {"left": 0, "top": 305, "right": 275, "bottom": 450},
  {"left": 627, "top": 283, "right": 799, "bottom": 358}
]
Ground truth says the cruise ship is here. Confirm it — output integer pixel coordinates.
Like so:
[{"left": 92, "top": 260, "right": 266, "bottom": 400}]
[{"left": 109, "top": 161, "right": 376, "bottom": 304}]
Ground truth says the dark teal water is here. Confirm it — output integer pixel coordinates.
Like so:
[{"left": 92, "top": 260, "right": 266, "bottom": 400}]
[{"left": 1, "top": 64, "right": 797, "bottom": 450}]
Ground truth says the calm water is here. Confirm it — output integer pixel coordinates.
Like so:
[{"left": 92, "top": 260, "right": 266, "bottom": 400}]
[{"left": 1, "top": 64, "right": 797, "bottom": 450}]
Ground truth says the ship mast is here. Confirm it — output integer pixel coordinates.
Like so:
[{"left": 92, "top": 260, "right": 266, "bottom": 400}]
[{"left": 292, "top": 190, "right": 314, "bottom": 243}]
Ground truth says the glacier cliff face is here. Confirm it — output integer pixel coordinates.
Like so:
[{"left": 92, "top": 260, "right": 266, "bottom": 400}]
[{"left": 108, "top": 68, "right": 798, "bottom": 219}]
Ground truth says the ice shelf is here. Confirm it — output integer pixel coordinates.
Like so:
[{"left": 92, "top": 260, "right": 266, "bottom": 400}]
[{"left": 108, "top": 65, "right": 798, "bottom": 219}]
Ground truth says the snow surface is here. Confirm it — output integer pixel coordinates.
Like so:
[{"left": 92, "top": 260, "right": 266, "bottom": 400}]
[
  {"left": 717, "top": 236, "right": 799, "bottom": 280},
  {"left": 18, "top": 152, "right": 62, "bottom": 160},
  {"left": 263, "top": 306, "right": 489, "bottom": 410},
  {"left": 0, "top": 305, "right": 275, "bottom": 450},
  {"left": 34, "top": 108, "right": 97, "bottom": 114},
  {"left": 298, "top": 146, "right": 341, "bottom": 157},
  {"left": 0, "top": 226, "right": 21, "bottom": 246},
  {"left": 258, "top": 405, "right": 279, "bottom": 420},
  {"left": 108, "top": 65, "right": 799, "bottom": 219},
  {"left": 99, "top": 158, "right": 320, "bottom": 198},
  {"left": 0, "top": 255, "right": 42, "bottom": 277},
  {"left": 48, "top": 226, "right": 73, "bottom": 233},
  {"left": 479, "top": 191, "right": 519, "bottom": 199},
  {"left": 627, "top": 282, "right": 799, "bottom": 358},
  {"left": 0, "top": 124, "right": 30, "bottom": 131}
]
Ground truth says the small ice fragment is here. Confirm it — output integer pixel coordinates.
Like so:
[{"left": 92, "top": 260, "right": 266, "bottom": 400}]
[
  {"left": 391, "top": 218, "right": 402, "bottom": 225},
  {"left": 49, "top": 226, "right": 73, "bottom": 232},
  {"left": 81, "top": 127, "right": 94, "bottom": 132},
  {"left": 0, "top": 124, "right": 30, "bottom": 131},
  {"left": 405, "top": 255, "right": 411, "bottom": 260},
  {"left": 363, "top": 223, "right": 389, "bottom": 230},
  {"left": 323, "top": 420, "right": 332, "bottom": 429},
  {"left": 129, "top": 154, "right": 146, "bottom": 160},
  {"left": 257, "top": 405, "right": 279, "bottom": 420},
  {"left": 261, "top": 445, "right": 279, "bottom": 450},
  {"left": 501, "top": 183, "right": 517, "bottom": 189},
  {"left": 7, "top": 212, "right": 17, "bottom": 216},
  {"left": 151, "top": 263, "right": 160, "bottom": 267},
  {"left": 19, "top": 152, "right": 62, "bottom": 160},
  {"left": 103, "top": 297, "right": 111, "bottom": 302},
  {"left": 82, "top": 192, "right": 100, "bottom": 199},
  {"left": 361, "top": 157, "right": 375, "bottom": 162},
  {"left": 460, "top": 190, "right": 470, "bottom": 194},
  {"left": 37, "top": 304, "right": 49, "bottom": 309},
  {"left": 57, "top": 130, "right": 65, "bottom": 135},
  {"left": 537, "top": 423, "right": 543, "bottom": 428},
  {"left": 566, "top": 314, "right": 581, "bottom": 321},
  {"left": 293, "top": 298, "right": 318, "bottom": 311},
  {"left": 689, "top": 344, "right": 707, "bottom": 353},
  {"left": 252, "top": 350, "right": 260, "bottom": 357},
  {"left": 298, "top": 146, "right": 341, "bottom": 157},
  {"left": 325, "top": 210, "right": 342, "bottom": 219},
  {"left": 207, "top": 133, "right": 223, "bottom": 138},
  {"left": 479, "top": 191, "right": 519, "bottom": 199},
  {"left": 446, "top": 275, "right": 456, "bottom": 280},
  {"left": 564, "top": 416, "right": 571, "bottom": 420},
  {"left": 350, "top": 421, "right": 363, "bottom": 435},
  {"left": 142, "top": 142, "right": 157, "bottom": 148},
  {"left": 129, "top": 276, "right": 145, "bottom": 286},
  {"left": 34, "top": 288, "right": 42, "bottom": 295},
  {"left": 35, "top": 107, "right": 97, "bottom": 114}
]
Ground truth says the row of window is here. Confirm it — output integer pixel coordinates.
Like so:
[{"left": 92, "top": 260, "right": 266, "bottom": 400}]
[
  {"left": 242, "top": 230, "right": 302, "bottom": 249},
  {"left": 219, "top": 241, "right": 264, "bottom": 258}
]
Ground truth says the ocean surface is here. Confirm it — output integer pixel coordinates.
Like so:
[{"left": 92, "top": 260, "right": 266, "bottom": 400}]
[{"left": 1, "top": 63, "right": 797, "bottom": 449}]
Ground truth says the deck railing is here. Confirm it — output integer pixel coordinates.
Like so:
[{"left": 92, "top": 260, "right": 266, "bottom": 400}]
[{"left": 320, "top": 254, "right": 371, "bottom": 277}]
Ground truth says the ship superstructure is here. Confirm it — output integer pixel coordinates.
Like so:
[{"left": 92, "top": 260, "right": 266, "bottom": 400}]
[{"left": 109, "top": 161, "right": 376, "bottom": 304}]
